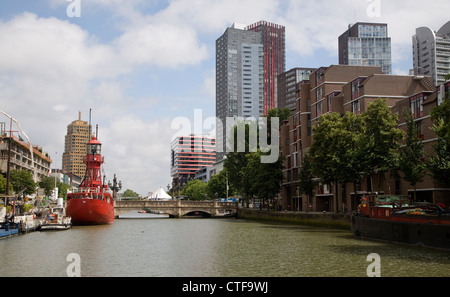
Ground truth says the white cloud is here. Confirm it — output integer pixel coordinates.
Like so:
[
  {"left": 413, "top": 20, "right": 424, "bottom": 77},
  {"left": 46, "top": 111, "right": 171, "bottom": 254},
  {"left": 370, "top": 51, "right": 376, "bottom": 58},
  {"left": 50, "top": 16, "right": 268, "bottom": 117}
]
[
  {"left": 1, "top": 0, "right": 449, "bottom": 195},
  {"left": 100, "top": 115, "right": 173, "bottom": 195}
]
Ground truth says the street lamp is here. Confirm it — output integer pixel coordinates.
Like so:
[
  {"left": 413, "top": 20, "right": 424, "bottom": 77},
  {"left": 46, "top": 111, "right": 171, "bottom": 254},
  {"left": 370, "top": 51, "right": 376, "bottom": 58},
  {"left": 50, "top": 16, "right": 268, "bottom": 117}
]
[{"left": 108, "top": 174, "right": 122, "bottom": 200}]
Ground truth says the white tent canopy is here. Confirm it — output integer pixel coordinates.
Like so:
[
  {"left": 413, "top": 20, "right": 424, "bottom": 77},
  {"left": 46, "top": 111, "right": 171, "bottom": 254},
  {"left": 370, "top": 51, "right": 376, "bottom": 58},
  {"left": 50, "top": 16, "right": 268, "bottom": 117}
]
[{"left": 148, "top": 187, "right": 172, "bottom": 200}]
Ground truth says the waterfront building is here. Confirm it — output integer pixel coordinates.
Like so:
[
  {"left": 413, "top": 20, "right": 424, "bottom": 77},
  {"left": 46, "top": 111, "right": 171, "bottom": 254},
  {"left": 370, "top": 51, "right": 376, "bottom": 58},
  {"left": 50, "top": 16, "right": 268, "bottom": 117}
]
[
  {"left": 0, "top": 128, "right": 52, "bottom": 182},
  {"left": 412, "top": 20, "right": 450, "bottom": 86},
  {"left": 171, "top": 135, "right": 216, "bottom": 191},
  {"left": 215, "top": 23, "right": 263, "bottom": 160},
  {"left": 279, "top": 64, "right": 444, "bottom": 212},
  {"left": 391, "top": 78, "right": 449, "bottom": 204},
  {"left": 215, "top": 21, "right": 285, "bottom": 160},
  {"left": 247, "top": 20, "right": 286, "bottom": 114},
  {"left": 62, "top": 112, "right": 92, "bottom": 183},
  {"left": 338, "top": 22, "right": 392, "bottom": 74},
  {"left": 277, "top": 67, "right": 315, "bottom": 115}
]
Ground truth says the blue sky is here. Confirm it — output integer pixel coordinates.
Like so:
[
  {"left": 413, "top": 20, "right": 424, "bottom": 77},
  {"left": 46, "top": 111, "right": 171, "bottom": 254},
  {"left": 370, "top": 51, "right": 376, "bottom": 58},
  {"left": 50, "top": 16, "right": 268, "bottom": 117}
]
[{"left": 0, "top": 0, "right": 449, "bottom": 195}]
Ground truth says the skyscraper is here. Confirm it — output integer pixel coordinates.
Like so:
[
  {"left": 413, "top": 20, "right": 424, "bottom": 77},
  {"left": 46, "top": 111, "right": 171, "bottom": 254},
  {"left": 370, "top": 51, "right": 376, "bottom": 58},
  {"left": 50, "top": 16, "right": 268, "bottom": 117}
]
[
  {"left": 412, "top": 20, "right": 450, "bottom": 86},
  {"left": 338, "top": 22, "right": 392, "bottom": 74},
  {"left": 277, "top": 67, "right": 315, "bottom": 115},
  {"left": 247, "top": 21, "right": 286, "bottom": 114},
  {"left": 215, "top": 23, "right": 263, "bottom": 160},
  {"left": 170, "top": 135, "right": 216, "bottom": 190},
  {"left": 62, "top": 112, "right": 92, "bottom": 178},
  {"left": 215, "top": 21, "right": 285, "bottom": 159}
]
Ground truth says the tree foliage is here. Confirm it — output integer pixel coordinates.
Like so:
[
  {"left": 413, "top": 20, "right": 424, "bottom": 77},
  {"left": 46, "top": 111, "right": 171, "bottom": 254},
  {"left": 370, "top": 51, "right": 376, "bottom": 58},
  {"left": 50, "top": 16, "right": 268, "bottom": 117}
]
[
  {"left": 0, "top": 174, "right": 12, "bottom": 194},
  {"left": 246, "top": 150, "right": 284, "bottom": 210},
  {"left": 427, "top": 92, "right": 450, "bottom": 186},
  {"left": 223, "top": 108, "right": 286, "bottom": 208},
  {"left": 398, "top": 108, "right": 426, "bottom": 200},
  {"left": 10, "top": 169, "right": 36, "bottom": 195},
  {"left": 298, "top": 152, "right": 317, "bottom": 211},
  {"left": 206, "top": 169, "right": 233, "bottom": 199},
  {"left": 123, "top": 189, "right": 139, "bottom": 198},
  {"left": 310, "top": 99, "right": 404, "bottom": 210},
  {"left": 182, "top": 179, "right": 207, "bottom": 200},
  {"left": 39, "top": 176, "right": 56, "bottom": 197},
  {"left": 359, "top": 98, "right": 404, "bottom": 191}
]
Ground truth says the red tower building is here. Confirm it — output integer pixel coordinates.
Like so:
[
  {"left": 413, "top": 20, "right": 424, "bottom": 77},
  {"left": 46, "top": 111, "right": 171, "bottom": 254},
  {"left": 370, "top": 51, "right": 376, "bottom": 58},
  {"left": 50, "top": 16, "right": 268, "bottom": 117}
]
[{"left": 247, "top": 21, "right": 286, "bottom": 115}]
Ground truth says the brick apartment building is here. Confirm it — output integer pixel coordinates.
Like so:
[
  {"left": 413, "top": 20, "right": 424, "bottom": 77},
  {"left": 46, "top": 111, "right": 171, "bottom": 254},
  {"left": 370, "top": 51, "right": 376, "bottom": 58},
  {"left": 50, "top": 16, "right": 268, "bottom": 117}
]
[{"left": 279, "top": 64, "right": 449, "bottom": 212}]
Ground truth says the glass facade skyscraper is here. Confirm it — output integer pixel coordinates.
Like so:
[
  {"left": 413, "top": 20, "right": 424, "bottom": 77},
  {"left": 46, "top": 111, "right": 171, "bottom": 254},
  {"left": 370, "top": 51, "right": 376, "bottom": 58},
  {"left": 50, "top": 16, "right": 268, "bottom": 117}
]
[{"left": 339, "top": 22, "right": 392, "bottom": 74}]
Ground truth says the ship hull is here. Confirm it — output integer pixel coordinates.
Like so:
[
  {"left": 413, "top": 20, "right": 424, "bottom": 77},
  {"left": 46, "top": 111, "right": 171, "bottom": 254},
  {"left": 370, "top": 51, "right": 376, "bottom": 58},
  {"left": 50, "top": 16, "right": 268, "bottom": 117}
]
[
  {"left": 66, "top": 198, "right": 114, "bottom": 226},
  {"left": 351, "top": 214, "right": 450, "bottom": 250}
]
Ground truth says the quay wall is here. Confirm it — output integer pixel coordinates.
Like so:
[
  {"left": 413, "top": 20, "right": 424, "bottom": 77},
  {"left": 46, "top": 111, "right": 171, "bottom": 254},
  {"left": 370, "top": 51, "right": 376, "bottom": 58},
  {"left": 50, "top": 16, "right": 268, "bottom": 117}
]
[{"left": 237, "top": 208, "right": 351, "bottom": 230}]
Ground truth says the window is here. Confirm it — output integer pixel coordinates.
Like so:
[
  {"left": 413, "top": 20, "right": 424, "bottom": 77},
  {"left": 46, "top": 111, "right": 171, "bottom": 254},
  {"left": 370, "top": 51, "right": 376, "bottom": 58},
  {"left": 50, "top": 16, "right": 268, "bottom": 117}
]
[
  {"left": 352, "top": 100, "right": 361, "bottom": 115},
  {"left": 410, "top": 94, "right": 424, "bottom": 119},
  {"left": 316, "top": 101, "right": 323, "bottom": 117},
  {"left": 351, "top": 77, "right": 365, "bottom": 100}
]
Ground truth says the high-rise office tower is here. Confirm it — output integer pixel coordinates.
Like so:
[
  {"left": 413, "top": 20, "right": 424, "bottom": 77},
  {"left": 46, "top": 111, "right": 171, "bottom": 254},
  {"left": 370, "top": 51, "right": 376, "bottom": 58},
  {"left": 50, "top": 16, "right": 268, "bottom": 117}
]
[
  {"left": 247, "top": 21, "right": 286, "bottom": 114},
  {"left": 170, "top": 135, "right": 216, "bottom": 190},
  {"left": 338, "top": 22, "right": 392, "bottom": 74},
  {"left": 215, "top": 23, "right": 263, "bottom": 160},
  {"left": 277, "top": 67, "right": 315, "bottom": 115},
  {"left": 62, "top": 112, "right": 92, "bottom": 178},
  {"left": 412, "top": 20, "right": 450, "bottom": 86},
  {"left": 215, "top": 21, "right": 285, "bottom": 160}
]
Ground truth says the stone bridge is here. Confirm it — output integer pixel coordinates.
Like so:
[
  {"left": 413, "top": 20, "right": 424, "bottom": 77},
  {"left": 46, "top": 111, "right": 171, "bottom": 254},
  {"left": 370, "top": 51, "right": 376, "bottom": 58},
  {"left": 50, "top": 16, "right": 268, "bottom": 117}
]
[{"left": 114, "top": 199, "right": 238, "bottom": 218}]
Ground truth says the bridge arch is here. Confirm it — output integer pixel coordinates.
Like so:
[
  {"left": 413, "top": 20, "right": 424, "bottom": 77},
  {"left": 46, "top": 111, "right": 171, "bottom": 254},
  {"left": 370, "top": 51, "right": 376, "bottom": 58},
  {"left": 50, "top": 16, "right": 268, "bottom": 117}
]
[
  {"left": 183, "top": 210, "right": 212, "bottom": 218},
  {"left": 114, "top": 200, "right": 238, "bottom": 218}
]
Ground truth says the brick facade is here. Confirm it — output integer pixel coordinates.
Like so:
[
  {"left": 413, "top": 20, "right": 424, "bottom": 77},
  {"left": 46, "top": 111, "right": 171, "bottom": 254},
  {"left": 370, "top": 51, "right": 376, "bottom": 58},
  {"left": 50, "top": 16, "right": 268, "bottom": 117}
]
[{"left": 279, "top": 65, "right": 450, "bottom": 212}]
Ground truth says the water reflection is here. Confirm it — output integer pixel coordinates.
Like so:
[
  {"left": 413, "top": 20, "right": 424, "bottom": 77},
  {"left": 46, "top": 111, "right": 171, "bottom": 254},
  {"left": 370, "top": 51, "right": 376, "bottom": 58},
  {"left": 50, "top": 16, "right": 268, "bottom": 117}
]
[{"left": 0, "top": 216, "right": 449, "bottom": 277}]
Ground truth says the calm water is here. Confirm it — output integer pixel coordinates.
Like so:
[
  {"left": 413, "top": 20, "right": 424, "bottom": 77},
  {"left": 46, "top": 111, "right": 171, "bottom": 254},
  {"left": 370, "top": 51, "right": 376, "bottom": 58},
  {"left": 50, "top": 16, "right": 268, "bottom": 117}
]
[{"left": 1, "top": 212, "right": 449, "bottom": 277}]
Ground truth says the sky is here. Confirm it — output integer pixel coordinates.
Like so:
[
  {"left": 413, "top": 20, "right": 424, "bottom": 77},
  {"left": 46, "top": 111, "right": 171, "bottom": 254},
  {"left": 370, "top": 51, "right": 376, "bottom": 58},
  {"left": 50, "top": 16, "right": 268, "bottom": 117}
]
[{"left": 0, "top": 0, "right": 449, "bottom": 196}]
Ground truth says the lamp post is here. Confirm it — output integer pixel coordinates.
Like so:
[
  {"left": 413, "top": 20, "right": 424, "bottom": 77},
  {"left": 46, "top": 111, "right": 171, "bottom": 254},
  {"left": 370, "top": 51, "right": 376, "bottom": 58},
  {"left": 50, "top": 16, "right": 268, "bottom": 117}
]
[{"left": 108, "top": 174, "right": 122, "bottom": 200}]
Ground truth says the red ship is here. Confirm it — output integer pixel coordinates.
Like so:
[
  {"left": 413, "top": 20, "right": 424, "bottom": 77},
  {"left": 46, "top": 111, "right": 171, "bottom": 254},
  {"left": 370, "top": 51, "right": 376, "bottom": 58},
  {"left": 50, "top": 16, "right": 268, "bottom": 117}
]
[{"left": 66, "top": 136, "right": 114, "bottom": 225}]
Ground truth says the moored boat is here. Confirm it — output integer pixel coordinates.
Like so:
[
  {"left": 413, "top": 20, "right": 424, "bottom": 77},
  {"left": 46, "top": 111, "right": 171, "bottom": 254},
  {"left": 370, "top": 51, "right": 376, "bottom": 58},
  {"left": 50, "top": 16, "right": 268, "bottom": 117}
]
[
  {"left": 351, "top": 195, "right": 450, "bottom": 250},
  {"left": 66, "top": 135, "right": 114, "bottom": 225},
  {"left": 40, "top": 200, "right": 72, "bottom": 231},
  {"left": 0, "top": 222, "right": 19, "bottom": 239}
]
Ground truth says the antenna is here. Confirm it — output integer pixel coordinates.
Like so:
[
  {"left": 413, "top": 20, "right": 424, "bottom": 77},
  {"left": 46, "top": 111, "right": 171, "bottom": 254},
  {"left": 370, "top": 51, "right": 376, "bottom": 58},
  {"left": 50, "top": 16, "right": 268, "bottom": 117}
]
[
  {"left": 96, "top": 124, "right": 98, "bottom": 139},
  {"left": 89, "top": 109, "right": 92, "bottom": 140}
]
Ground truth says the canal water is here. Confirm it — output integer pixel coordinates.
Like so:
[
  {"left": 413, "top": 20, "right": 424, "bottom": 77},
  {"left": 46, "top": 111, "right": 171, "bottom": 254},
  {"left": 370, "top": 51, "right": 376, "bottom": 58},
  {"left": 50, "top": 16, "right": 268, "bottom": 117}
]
[{"left": 0, "top": 212, "right": 449, "bottom": 277}]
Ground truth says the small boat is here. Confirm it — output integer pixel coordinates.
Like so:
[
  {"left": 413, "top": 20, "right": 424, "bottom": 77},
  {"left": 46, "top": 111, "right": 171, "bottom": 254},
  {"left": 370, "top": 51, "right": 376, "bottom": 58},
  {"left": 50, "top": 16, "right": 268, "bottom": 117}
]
[
  {"left": 351, "top": 195, "right": 450, "bottom": 250},
  {"left": 40, "top": 200, "right": 72, "bottom": 231},
  {"left": 0, "top": 222, "right": 19, "bottom": 239}
]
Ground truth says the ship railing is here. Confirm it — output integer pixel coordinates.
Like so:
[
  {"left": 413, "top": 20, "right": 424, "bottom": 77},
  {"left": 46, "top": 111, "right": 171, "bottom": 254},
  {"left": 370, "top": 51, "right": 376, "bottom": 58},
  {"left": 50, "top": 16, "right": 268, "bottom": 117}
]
[
  {"left": 69, "top": 187, "right": 104, "bottom": 194},
  {"left": 68, "top": 187, "right": 112, "bottom": 201}
]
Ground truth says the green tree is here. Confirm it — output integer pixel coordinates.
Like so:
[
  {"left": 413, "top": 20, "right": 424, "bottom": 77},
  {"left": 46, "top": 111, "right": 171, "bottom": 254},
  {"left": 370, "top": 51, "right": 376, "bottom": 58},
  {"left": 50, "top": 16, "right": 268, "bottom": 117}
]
[
  {"left": 247, "top": 150, "right": 284, "bottom": 210},
  {"left": 0, "top": 174, "right": 12, "bottom": 194},
  {"left": 207, "top": 170, "right": 232, "bottom": 199},
  {"left": 57, "top": 181, "right": 71, "bottom": 198},
  {"left": 39, "top": 176, "right": 56, "bottom": 197},
  {"left": 360, "top": 98, "right": 404, "bottom": 192},
  {"left": 398, "top": 108, "right": 426, "bottom": 201},
  {"left": 298, "top": 152, "right": 317, "bottom": 212},
  {"left": 123, "top": 189, "right": 139, "bottom": 199},
  {"left": 10, "top": 169, "right": 36, "bottom": 196},
  {"left": 182, "top": 179, "right": 208, "bottom": 200},
  {"left": 224, "top": 120, "right": 257, "bottom": 207},
  {"left": 426, "top": 91, "right": 450, "bottom": 186},
  {"left": 310, "top": 112, "right": 350, "bottom": 212},
  {"left": 340, "top": 111, "right": 366, "bottom": 200}
]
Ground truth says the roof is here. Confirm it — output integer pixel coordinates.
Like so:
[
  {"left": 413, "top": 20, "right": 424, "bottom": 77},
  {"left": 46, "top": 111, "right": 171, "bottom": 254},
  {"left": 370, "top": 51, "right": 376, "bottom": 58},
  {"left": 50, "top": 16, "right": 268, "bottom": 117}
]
[{"left": 149, "top": 187, "right": 172, "bottom": 199}]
